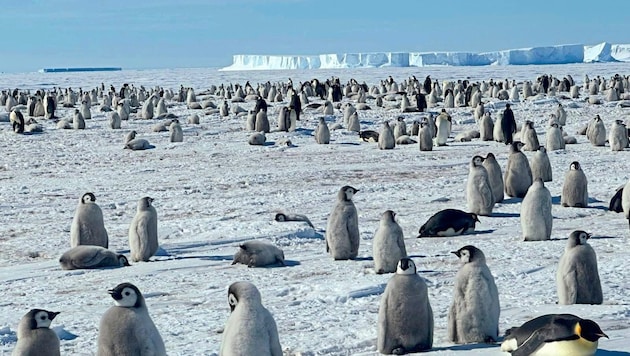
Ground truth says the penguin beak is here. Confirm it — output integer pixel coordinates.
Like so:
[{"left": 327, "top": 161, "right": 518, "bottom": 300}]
[
  {"left": 108, "top": 289, "right": 123, "bottom": 300},
  {"left": 451, "top": 251, "right": 460, "bottom": 258},
  {"left": 586, "top": 233, "right": 592, "bottom": 239},
  {"left": 48, "top": 311, "right": 60, "bottom": 320}
]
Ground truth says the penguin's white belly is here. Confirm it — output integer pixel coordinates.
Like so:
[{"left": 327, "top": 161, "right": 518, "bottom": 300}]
[
  {"left": 437, "top": 227, "right": 465, "bottom": 237},
  {"left": 531, "top": 339, "right": 598, "bottom": 356}
]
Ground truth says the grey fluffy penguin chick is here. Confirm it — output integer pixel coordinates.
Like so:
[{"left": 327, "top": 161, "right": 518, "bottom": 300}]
[
  {"left": 325, "top": 186, "right": 360, "bottom": 260},
  {"left": 556, "top": 230, "right": 603, "bottom": 305},
  {"left": 372, "top": 210, "right": 407, "bottom": 274}
]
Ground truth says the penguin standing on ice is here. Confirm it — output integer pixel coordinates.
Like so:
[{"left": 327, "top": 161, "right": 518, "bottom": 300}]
[
  {"left": 501, "top": 103, "right": 517, "bottom": 145},
  {"left": 561, "top": 161, "right": 588, "bottom": 208}
]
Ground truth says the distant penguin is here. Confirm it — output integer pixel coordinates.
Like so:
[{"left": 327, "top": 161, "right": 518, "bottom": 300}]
[
  {"left": 59, "top": 245, "right": 129, "bottom": 270},
  {"left": 378, "top": 258, "right": 433, "bottom": 354},
  {"left": 128, "top": 197, "right": 159, "bottom": 262},
  {"left": 587, "top": 115, "right": 606, "bottom": 146},
  {"left": 108, "top": 111, "right": 121, "bottom": 129},
  {"left": 314, "top": 117, "right": 330, "bottom": 144},
  {"left": 155, "top": 97, "right": 167, "bottom": 117},
  {"left": 393, "top": 116, "right": 407, "bottom": 138},
  {"left": 231, "top": 240, "right": 285, "bottom": 267},
  {"left": 501, "top": 104, "right": 517, "bottom": 144},
  {"left": 44, "top": 95, "right": 55, "bottom": 119},
  {"left": 378, "top": 121, "right": 395, "bottom": 149},
  {"left": 255, "top": 109, "right": 270, "bottom": 133},
  {"left": 556, "top": 230, "right": 603, "bottom": 305},
  {"left": 188, "top": 113, "right": 200, "bottom": 125},
  {"left": 169, "top": 119, "right": 183, "bottom": 142},
  {"left": 418, "top": 119, "right": 433, "bottom": 151},
  {"left": 72, "top": 109, "right": 85, "bottom": 129},
  {"left": 97, "top": 283, "right": 166, "bottom": 356},
  {"left": 521, "top": 178, "right": 553, "bottom": 241},
  {"left": 501, "top": 314, "right": 607, "bottom": 356},
  {"left": 372, "top": 210, "right": 407, "bottom": 274},
  {"left": 141, "top": 98, "right": 154, "bottom": 119},
  {"left": 220, "top": 281, "right": 282, "bottom": 356},
  {"left": 124, "top": 138, "right": 153, "bottom": 150},
  {"left": 347, "top": 111, "right": 360, "bottom": 132},
  {"left": 466, "top": 155, "right": 494, "bottom": 216},
  {"left": 10, "top": 108, "right": 25, "bottom": 133},
  {"left": 520, "top": 120, "right": 540, "bottom": 151},
  {"left": 504, "top": 141, "right": 532, "bottom": 198},
  {"left": 80, "top": 100, "right": 91, "bottom": 119},
  {"left": 12, "top": 309, "right": 60, "bottom": 356},
  {"left": 274, "top": 212, "right": 315, "bottom": 228},
  {"left": 546, "top": 123, "right": 565, "bottom": 151},
  {"left": 418, "top": 209, "right": 479, "bottom": 237},
  {"left": 609, "top": 119, "right": 629, "bottom": 151},
  {"left": 325, "top": 186, "right": 360, "bottom": 260},
  {"left": 277, "top": 106, "right": 291, "bottom": 132},
  {"left": 556, "top": 103, "right": 567, "bottom": 125},
  {"left": 608, "top": 185, "right": 624, "bottom": 212},
  {"left": 493, "top": 111, "right": 505, "bottom": 142},
  {"left": 482, "top": 153, "right": 504, "bottom": 203},
  {"left": 479, "top": 112, "right": 494, "bottom": 141},
  {"left": 448, "top": 245, "right": 500, "bottom": 344},
  {"left": 248, "top": 132, "right": 266, "bottom": 145},
  {"left": 622, "top": 179, "right": 630, "bottom": 231},
  {"left": 561, "top": 161, "right": 588, "bottom": 207},
  {"left": 70, "top": 192, "right": 109, "bottom": 248},
  {"left": 359, "top": 130, "right": 379, "bottom": 143},
  {"left": 434, "top": 109, "right": 451, "bottom": 146},
  {"left": 530, "top": 146, "right": 553, "bottom": 182}
]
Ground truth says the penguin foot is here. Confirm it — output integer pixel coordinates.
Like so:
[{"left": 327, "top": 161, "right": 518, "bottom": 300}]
[{"left": 392, "top": 347, "right": 406, "bottom": 355}]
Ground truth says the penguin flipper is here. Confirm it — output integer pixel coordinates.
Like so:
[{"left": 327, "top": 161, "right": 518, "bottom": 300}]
[
  {"left": 563, "top": 269, "right": 578, "bottom": 304},
  {"left": 509, "top": 328, "right": 547, "bottom": 356}
]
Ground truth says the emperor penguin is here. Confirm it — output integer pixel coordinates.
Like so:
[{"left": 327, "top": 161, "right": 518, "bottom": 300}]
[
  {"left": 448, "top": 245, "right": 500, "bottom": 344},
  {"left": 70, "top": 192, "right": 109, "bottom": 248},
  {"left": 482, "top": 153, "right": 504, "bottom": 203},
  {"left": 555, "top": 103, "right": 567, "bottom": 126},
  {"left": 493, "top": 111, "right": 505, "bottom": 142},
  {"left": 377, "top": 258, "right": 433, "bottom": 354},
  {"left": 609, "top": 119, "right": 629, "bottom": 151},
  {"left": 545, "top": 123, "right": 565, "bottom": 151},
  {"left": 520, "top": 178, "right": 553, "bottom": 241},
  {"left": 393, "top": 116, "right": 407, "bottom": 138},
  {"left": 169, "top": 119, "right": 183, "bottom": 142},
  {"left": 10, "top": 108, "right": 25, "bottom": 133},
  {"left": 623, "top": 179, "right": 630, "bottom": 231},
  {"left": 347, "top": 111, "right": 360, "bottom": 132},
  {"left": 479, "top": 112, "right": 494, "bottom": 141},
  {"left": 59, "top": 245, "right": 130, "bottom": 270},
  {"left": 418, "top": 209, "right": 479, "bottom": 237},
  {"left": 220, "top": 281, "right": 282, "bottom": 356},
  {"left": 434, "top": 109, "right": 451, "bottom": 146},
  {"left": 128, "top": 196, "right": 159, "bottom": 262},
  {"left": 504, "top": 141, "right": 532, "bottom": 198},
  {"left": 325, "top": 186, "right": 360, "bottom": 260},
  {"left": 155, "top": 97, "right": 167, "bottom": 117},
  {"left": 255, "top": 109, "right": 270, "bottom": 133},
  {"left": 501, "top": 314, "right": 607, "bottom": 355},
  {"left": 520, "top": 120, "right": 540, "bottom": 151},
  {"left": 561, "top": 161, "right": 588, "bottom": 208},
  {"left": 530, "top": 146, "right": 553, "bottom": 182},
  {"left": 231, "top": 240, "right": 285, "bottom": 267},
  {"left": 372, "top": 210, "right": 407, "bottom": 274},
  {"left": 277, "top": 106, "right": 290, "bottom": 132},
  {"left": 72, "top": 109, "right": 85, "bottom": 129},
  {"left": 12, "top": 309, "right": 60, "bottom": 356},
  {"left": 245, "top": 110, "right": 256, "bottom": 131},
  {"left": 556, "top": 230, "right": 603, "bottom": 305},
  {"left": 97, "top": 283, "right": 166, "bottom": 356},
  {"left": 80, "top": 100, "right": 92, "bottom": 119},
  {"left": 586, "top": 115, "right": 606, "bottom": 146},
  {"left": 44, "top": 94, "right": 56, "bottom": 119},
  {"left": 108, "top": 111, "right": 121, "bottom": 129},
  {"left": 418, "top": 119, "right": 433, "bottom": 151},
  {"left": 314, "top": 117, "right": 330, "bottom": 144},
  {"left": 378, "top": 121, "right": 396, "bottom": 149},
  {"left": 140, "top": 98, "right": 154, "bottom": 119},
  {"left": 466, "top": 155, "right": 494, "bottom": 216}
]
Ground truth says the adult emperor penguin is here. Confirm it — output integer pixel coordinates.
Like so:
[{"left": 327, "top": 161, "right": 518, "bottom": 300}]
[
  {"left": 561, "top": 161, "right": 589, "bottom": 208},
  {"left": 434, "top": 109, "right": 451, "bottom": 146},
  {"left": 12, "top": 309, "right": 60, "bottom": 356},
  {"left": 501, "top": 103, "right": 517, "bottom": 144},
  {"left": 418, "top": 209, "right": 479, "bottom": 237},
  {"left": 504, "top": 141, "right": 532, "bottom": 198},
  {"left": 70, "top": 192, "right": 109, "bottom": 248},
  {"left": 169, "top": 119, "right": 183, "bottom": 142},
  {"left": 530, "top": 146, "right": 553, "bottom": 182},
  {"left": 556, "top": 230, "right": 603, "bottom": 305},
  {"left": 231, "top": 240, "right": 285, "bottom": 267},
  {"left": 372, "top": 210, "right": 407, "bottom": 274},
  {"left": 466, "top": 155, "right": 494, "bottom": 216},
  {"left": 378, "top": 121, "right": 395, "bottom": 149},
  {"left": 128, "top": 196, "right": 159, "bottom": 262},
  {"left": 521, "top": 178, "right": 553, "bottom": 241},
  {"left": 501, "top": 314, "right": 607, "bottom": 356},
  {"left": 314, "top": 117, "right": 330, "bottom": 144},
  {"left": 378, "top": 258, "right": 433, "bottom": 354},
  {"left": 482, "top": 153, "right": 504, "bottom": 203},
  {"left": 325, "top": 186, "right": 360, "bottom": 260},
  {"left": 97, "top": 283, "right": 166, "bottom": 356},
  {"left": 59, "top": 245, "right": 130, "bottom": 270},
  {"left": 220, "top": 281, "right": 282, "bottom": 356},
  {"left": 448, "top": 245, "right": 500, "bottom": 344}
]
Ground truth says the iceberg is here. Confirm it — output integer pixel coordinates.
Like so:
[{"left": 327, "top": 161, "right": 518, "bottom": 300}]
[{"left": 220, "top": 42, "right": 630, "bottom": 71}]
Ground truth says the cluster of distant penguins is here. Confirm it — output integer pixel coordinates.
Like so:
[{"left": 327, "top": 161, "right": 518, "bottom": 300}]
[{"left": 4, "top": 71, "right": 630, "bottom": 355}]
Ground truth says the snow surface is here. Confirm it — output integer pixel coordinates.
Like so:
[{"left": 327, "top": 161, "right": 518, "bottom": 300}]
[
  {"left": 1, "top": 63, "right": 630, "bottom": 355},
  {"left": 221, "top": 42, "right": 630, "bottom": 71}
]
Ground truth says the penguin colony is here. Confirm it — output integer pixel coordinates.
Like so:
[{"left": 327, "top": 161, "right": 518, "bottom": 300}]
[{"left": 3, "top": 70, "right": 629, "bottom": 355}]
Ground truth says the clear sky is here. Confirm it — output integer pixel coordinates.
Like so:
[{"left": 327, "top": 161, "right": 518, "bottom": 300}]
[{"left": 3, "top": 0, "right": 629, "bottom": 73}]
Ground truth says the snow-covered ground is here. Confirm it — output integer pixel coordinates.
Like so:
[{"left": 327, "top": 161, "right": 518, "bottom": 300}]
[{"left": 0, "top": 63, "right": 629, "bottom": 355}]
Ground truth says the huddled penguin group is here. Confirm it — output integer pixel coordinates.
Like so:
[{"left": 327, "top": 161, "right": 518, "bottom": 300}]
[{"left": 5, "top": 70, "right": 629, "bottom": 355}]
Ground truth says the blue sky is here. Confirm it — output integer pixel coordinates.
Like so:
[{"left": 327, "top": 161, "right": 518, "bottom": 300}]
[{"left": 3, "top": 0, "right": 628, "bottom": 73}]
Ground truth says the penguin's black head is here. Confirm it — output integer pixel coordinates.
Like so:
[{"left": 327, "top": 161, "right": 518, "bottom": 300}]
[
  {"left": 568, "top": 230, "right": 591, "bottom": 246},
  {"left": 485, "top": 152, "right": 495, "bottom": 160},
  {"left": 469, "top": 213, "right": 480, "bottom": 223},
  {"left": 82, "top": 192, "right": 96, "bottom": 204},
  {"left": 578, "top": 319, "right": 608, "bottom": 342},
  {"left": 569, "top": 161, "right": 581, "bottom": 170},
  {"left": 471, "top": 155, "right": 485, "bottom": 166},
  {"left": 27, "top": 309, "right": 59, "bottom": 329},
  {"left": 418, "top": 224, "right": 428, "bottom": 238},
  {"left": 227, "top": 281, "right": 262, "bottom": 312},
  {"left": 274, "top": 213, "right": 287, "bottom": 222},
  {"left": 339, "top": 186, "right": 359, "bottom": 201},
  {"left": 396, "top": 258, "right": 416, "bottom": 275},
  {"left": 383, "top": 210, "right": 396, "bottom": 222},
  {"left": 108, "top": 282, "right": 143, "bottom": 308},
  {"left": 117, "top": 255, "right": 131, "bottom": 267},
  {"left": 452, "top": 245, "right": 484, "bottom": 264},
  {"left": 139, "top": 196, "right": 154, "bottom": 208}
]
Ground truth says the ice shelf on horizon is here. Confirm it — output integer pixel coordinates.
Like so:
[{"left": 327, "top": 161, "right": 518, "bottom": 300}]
[{"left": 38, "top": 67, "right": 122, "bottom": 73}]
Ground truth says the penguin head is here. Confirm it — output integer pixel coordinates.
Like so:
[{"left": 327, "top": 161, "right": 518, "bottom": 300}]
[
  {"left": 569, "top": 161, "right": 581, "bottom": 171},
  {"left": 26, "top": 309, "right": 59, "bottom": 329},
  {"left": 485, "top": 152, "right": 496, "bottom": 161},
  {"left": 108, "top": 282, "right": 143, "bottom": 308},
  {"left": 567, "top": 230, "right": 591, "bottom": 247},
  {"left": 452, "top": 245, "right": 485, "bottom": 264},
  {"left": 510, "top": 141, "right": 524, "bottom": 153},
  {"left": 339, "top": 186, "right": 359, "bottom": 201},
  {"left": 382, "top": 210, "right": 396, "bottom": 223},
  {"left": 471, "top": 155, "right": 485, "bottom": 167},
  {"left": 469, "top": 213, "right": 480, "bottom": 223},
  {"left": 274, "top": 213, "right": 287, "bottom": 222},
  {"left": 227, "top": 281, "right": 262, "bottom": 312},
  {"left": 138, "top": 196, "right": 154, "bottom": 209},
  {"left": 396, "top": 258, "right": 417, "bottom": 275},
  {"left": 117, "top": 255, "right": 131, "bottom": 267},
  {"left": 81, "top": 192, "right": 96, "bottom": 204},
  {"left": 538, "top": 146, "right": 547, "bottom": 153},
  {"left": 578, "top": 319, "right": 608, "bottom": 342}
]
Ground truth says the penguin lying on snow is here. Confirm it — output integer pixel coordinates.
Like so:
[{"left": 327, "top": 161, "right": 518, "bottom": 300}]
[
  {"left": 418, "top": 209, "right": 479, "bottom": 237},
  {"left": 232, "top": 240, "right": 285, "bottom": 267},
  {"left": 501, "top": 314, "right": 607, "bottom": 356}
]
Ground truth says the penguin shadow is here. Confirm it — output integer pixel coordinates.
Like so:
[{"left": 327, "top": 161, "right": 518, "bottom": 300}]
[
  {"left": 431, "top": 342, "right": 501, "bottom": 352},
  {"left": 353, "top": 256, "right": 373, "bottom": 261},
  {"left": 498, "top": 197, "right": 523, "bottom": 204},
  {"left": 550, "top": 196, "right": 607, "bottom": 210},
  {"left": 338, "top": 142, "right": 361, "bottom": 146},
  {"left": 466, "top": 229, "right": 496, "bottom": 235},
  {"left": 295, "top": 128, "right": 314, "bottom": 135},
  {"left": 489, "top": 212, "right": 520, "bottom": 218},
  {"left": 263, "top": 141, "right": 276, "bottom": 146}
]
